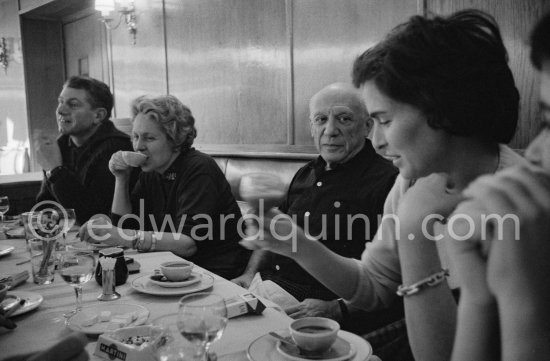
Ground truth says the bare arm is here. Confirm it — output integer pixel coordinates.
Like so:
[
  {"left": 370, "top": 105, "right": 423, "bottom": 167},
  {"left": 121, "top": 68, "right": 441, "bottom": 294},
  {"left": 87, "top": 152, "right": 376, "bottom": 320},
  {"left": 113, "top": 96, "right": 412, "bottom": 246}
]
[
  {"left": 465, "top": 167, "right": 550, "bottom": 361},
  {"left": 241, "top": 215, "right": 361, "bottom": 299},
  {"left": 445, "top": 200, "right": 500, "bottom": 361},
  {"left": 398, "top": 238, "right": 457, "bottom": 361},
  {"left": 395, "top": 174, "right": 464, "bottom": 361},
  {"left": 81, "top": 219, "right": 198, "bottom": 258},
  {"left": 109, "top": 151, "right": 133, "bottom": 215}
]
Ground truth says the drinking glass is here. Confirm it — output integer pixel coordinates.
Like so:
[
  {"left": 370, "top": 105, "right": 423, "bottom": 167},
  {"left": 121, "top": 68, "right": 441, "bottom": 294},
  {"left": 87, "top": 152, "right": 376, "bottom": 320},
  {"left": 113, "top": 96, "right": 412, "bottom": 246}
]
[
  {"left": 177, "top": 293, "right": 227, "bottom": 361},
  {"left": 0, "top": 196, "right": 9, "bottom": 224},
  {"left": 60, "top": 208, "right": 76, "bottom": 246},
  {"left": 62, "top": 208, "right": 76, "bottom": 233},
  {"left": 239, "top": 173, "right": 286, "bottom": 210},
  {"left": 58, "top": 250, "right": 95, "bottom": 318}
]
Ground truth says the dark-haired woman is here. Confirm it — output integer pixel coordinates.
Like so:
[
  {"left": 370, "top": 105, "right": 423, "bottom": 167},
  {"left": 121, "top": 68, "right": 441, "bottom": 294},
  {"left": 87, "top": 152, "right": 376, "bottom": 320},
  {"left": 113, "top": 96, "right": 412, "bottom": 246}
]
[{"left": 242, "top": 10, "right": 527, "bottom": 361}]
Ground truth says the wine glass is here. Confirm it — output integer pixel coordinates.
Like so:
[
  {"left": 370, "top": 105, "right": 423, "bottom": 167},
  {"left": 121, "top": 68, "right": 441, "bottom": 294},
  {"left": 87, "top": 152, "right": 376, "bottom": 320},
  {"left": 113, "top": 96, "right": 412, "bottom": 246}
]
[
  {"left": 177, "top": 293, "right": 228, "bottom": 361},
  {"left": 239, "top": 173, "right": 286, "bottom": 242},
  {"left": 0, "top": 196, "right": 9, "bottom": 224},
  {"left": 239, "top": 173, "right": 286, "bottom": 211},
  {"left": 58, "top": 250, "right": 95, "bottom": 319},
  {"left": 60, "top": 208, "right": 76, "bottom": 246}
]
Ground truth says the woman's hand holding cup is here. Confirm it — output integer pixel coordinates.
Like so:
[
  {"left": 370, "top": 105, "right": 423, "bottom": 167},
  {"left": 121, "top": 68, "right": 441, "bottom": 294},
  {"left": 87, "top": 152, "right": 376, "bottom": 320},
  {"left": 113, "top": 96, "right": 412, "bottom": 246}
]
[{"left": 109, "top": 151, "right": 133, "bottom": 178}]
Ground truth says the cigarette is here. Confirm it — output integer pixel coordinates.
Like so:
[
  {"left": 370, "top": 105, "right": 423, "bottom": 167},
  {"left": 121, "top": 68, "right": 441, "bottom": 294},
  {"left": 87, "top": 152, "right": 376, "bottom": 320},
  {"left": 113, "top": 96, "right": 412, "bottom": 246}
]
[{"left": 5, "top": 299, "right": 25, "bottom": 317}]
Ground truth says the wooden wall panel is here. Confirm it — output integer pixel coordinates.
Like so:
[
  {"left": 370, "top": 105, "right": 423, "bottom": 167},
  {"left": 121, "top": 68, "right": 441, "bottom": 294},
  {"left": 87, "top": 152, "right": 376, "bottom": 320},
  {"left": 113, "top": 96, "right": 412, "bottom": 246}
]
[
  {"left": 165, "top": 0, "right": 289, "bottom": 145},
  {"left": 292, "top": 0, "right": 419, "bottom": 145},
  {"left": 63, "top": 14, "right": 105, "bottom": 79},
  {"left": 0, "top": 0, "right": 28, "bottom": 149},
  {"left": 110, "top": 0, "right": 167, "bottom": 118},
  {"left": 20, "top": 17, "right": 64, "bottom": 170},
  {"left": 427, "top": 0, "right": 550, "bottom": 149}
]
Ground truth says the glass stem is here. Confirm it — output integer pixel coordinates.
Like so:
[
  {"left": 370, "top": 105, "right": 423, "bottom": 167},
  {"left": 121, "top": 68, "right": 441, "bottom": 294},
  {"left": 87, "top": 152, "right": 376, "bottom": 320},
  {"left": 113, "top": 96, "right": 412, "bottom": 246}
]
[
  {"left": 193, "top": 345, "right": 207, "bottom": 361},
  {"left": 74, "top": 285, "right": 83, "bottom": 313}
]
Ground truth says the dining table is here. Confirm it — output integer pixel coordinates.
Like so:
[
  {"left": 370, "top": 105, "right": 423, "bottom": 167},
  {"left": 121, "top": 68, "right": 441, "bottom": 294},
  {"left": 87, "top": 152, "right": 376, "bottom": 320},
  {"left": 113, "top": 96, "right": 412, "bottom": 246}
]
[
  {"left": 0, "top": 229, "right": 375, "bottom": 361},
  {"left": 0, "top": 232, "right": 295, "bottom": 361}
]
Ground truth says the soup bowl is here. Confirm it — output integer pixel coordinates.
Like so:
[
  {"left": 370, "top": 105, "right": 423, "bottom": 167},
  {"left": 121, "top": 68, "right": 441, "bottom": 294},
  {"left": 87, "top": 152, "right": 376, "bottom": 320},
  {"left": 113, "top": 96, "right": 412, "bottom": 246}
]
[
  {"left": 289, "top": 317, "right": 340, "bottom": 354},
  {"left": 160, "top": 261, "right": 194, "bottom": 282}
]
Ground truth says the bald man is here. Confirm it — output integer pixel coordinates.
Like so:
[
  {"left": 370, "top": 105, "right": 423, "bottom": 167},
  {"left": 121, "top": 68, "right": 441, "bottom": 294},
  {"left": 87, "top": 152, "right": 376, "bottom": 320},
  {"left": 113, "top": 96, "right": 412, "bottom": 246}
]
[{"left": 232, "top": 83, "right": 400, "bottom": 332}]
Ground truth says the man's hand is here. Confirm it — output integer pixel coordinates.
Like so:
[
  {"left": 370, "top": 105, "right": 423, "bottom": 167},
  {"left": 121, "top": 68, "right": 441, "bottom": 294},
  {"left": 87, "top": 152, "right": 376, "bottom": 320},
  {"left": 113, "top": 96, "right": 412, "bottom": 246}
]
[
  {"left": 27, "top": 332, "right": 89, "bottom": 361},
  {"left": 230, "top": 273, "right": 254, "bottom": 288},
  {"left": 34, "top": 133, "right": 62, "bottom": 171},
  {"left": 284, "top": 299, "right": 342, "bottom": 321},
  {"left": 3, "top": 332, "right": 89, "bottom": 361},
  {"left": 0, "top": 311, "right": 16, "bottom": 329}
]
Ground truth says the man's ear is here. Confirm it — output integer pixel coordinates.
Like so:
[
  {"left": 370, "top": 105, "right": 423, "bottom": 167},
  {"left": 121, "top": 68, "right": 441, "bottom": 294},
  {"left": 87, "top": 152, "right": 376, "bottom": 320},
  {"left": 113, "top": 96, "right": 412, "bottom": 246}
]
[
  {"left": 365, "top": 117, "right": 373, "bottom": 136},
  {"left": 310, "top": 122, "right": 315, "bottom": 138},
  {"left": 94, "top": 108, "right": 107, "bottom": 124}
]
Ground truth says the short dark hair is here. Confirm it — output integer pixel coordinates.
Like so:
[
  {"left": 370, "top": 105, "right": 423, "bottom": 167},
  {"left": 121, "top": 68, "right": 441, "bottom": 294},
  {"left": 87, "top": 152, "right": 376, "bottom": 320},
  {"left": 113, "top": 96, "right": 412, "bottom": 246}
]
[
  {"left": 352, "top": 9, "right": 519, "bottom": 144},
  {"left": 64, "top": 76, "right": 114, "bottom": 121},
  {"left": 530, "top": 12, "right": 550, "bottom": 70}
]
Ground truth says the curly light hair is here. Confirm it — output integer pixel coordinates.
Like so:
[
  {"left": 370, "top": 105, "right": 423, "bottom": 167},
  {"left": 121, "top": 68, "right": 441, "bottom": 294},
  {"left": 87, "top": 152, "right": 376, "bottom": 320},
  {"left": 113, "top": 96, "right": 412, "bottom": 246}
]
[{"left": 130, "top": 94, "right": 197, "bottom": 150}]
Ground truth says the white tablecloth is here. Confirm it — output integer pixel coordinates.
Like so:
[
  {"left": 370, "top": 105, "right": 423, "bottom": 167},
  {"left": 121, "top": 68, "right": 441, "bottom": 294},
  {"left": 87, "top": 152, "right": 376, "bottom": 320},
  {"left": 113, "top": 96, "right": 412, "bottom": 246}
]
[{"left": 0, "top": 236, "right": 292, "bottom": 360}]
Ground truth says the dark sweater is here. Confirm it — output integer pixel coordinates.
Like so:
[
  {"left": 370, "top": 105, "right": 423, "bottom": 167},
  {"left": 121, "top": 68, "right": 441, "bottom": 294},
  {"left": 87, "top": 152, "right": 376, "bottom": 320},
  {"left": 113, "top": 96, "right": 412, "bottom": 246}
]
[
  {"left": 36, "top": 121, "right": 134, "bottom": 224},
  {"left": 114, "top": 148, "right": 251, "bottom": 279}
]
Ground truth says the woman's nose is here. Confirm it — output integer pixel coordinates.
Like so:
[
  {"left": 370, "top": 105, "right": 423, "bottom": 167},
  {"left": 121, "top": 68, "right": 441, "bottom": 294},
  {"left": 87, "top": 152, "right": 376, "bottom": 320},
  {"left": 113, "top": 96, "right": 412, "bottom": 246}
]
[
  {"left": 525, "top": 133, "right": 543, "bottom": 165},
  {"left": 371, "top": 122, "right": 387, "bottom": 152},
  {"left": 134, "top": 138, "right": 146, "bottom": 151}
]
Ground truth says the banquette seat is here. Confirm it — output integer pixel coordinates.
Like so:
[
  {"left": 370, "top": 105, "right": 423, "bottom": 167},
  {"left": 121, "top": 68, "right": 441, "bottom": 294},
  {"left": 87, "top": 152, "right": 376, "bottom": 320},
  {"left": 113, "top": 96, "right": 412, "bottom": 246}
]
[{"left": 0, "top": 119, "right": 317, "bottom": 215}]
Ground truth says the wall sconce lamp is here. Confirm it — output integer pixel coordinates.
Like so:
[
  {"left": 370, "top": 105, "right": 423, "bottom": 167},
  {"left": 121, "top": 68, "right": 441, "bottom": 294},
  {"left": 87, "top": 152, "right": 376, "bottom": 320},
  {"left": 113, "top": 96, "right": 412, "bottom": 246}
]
[
  {"left": 0, "top": 37, "right": 8, "bottom": 74},
  {"left": 96, "top": 0, "right": 137, "bottom": 45}
]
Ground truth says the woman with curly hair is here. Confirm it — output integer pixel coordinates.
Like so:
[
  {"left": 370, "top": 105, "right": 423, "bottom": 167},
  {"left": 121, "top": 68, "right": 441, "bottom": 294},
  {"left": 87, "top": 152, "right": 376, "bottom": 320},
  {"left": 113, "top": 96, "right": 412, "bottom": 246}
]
[{"left": 82, "top": 94, "right": 250, "bottom": 279}]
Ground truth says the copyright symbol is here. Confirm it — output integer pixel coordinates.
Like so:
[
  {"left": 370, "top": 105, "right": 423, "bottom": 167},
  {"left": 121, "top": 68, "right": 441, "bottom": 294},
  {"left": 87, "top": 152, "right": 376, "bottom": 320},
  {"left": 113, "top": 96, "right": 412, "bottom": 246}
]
[{"left": 28, "top": 201, "right": 69, "bottom": 241}]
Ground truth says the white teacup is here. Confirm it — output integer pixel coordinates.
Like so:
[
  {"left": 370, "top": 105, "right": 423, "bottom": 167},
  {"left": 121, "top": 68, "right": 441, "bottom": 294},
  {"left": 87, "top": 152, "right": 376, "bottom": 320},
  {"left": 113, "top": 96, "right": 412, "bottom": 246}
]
[
  {"left": 289, "top": 317, "right": 340, "bottom": 354},
  {"left": 160, "top": 261, "right": 194, "bottom": 282},
  {"left": 122, "top": 151, "right": 147, "bottom": 167}
]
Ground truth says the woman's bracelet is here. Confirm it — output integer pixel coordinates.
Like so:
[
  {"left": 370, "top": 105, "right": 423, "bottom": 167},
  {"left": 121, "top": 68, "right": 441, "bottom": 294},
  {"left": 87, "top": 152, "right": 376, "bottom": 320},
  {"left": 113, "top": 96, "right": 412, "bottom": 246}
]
[
  {"left": 134, "top": 230, "right": 144, "bottom": 250},
  {"left": 396, "top": 269, "right": 449, "bottom": 297},
  {"left": 337, "top": 298, "right": 349, "bottom": 323},
  {"left": 132, "top": 230, "right": 158, "bottom": 252}
]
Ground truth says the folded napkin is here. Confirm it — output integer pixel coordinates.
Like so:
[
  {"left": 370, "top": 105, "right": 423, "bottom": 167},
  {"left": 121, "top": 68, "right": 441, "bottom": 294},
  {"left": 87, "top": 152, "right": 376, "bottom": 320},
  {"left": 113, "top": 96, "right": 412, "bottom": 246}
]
[
  {"left": 0, "top": 270, "right": 30, "bottom": 289},
  {"left": 248, "top": 272, "right": 299, "bottom": 310}
]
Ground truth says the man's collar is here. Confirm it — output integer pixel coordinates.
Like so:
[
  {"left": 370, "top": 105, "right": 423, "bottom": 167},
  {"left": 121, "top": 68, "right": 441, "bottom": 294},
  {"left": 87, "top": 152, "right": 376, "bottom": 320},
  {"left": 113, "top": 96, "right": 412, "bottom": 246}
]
[{"left": 61, "top": 121, "right": 111, "bottom": 149}]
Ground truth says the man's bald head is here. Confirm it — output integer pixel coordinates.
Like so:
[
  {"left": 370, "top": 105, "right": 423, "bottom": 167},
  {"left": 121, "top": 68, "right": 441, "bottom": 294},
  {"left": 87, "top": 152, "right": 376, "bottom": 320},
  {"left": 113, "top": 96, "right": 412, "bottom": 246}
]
[{"left": 309, "top": 83, "right": 370, "bottom": 169}]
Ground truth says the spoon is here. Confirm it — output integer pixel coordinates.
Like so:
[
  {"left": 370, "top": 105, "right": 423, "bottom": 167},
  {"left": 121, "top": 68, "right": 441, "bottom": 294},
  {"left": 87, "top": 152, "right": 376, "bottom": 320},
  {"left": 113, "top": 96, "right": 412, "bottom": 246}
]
[{"left": 269, "top": 332, "right": 298, "bottom": 347}]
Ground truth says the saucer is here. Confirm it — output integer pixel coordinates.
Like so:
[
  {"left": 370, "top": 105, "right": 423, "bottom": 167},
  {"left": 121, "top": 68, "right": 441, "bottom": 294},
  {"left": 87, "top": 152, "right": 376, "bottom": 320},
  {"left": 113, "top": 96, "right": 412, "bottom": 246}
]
[
  {"left": 131, "top": 273, "right": 214, "bottom": 296},
  {"left": 1, "top": 291, "right": 44, "bottom": 317},
  {"left": 0, "top": 245, "right": 14, "bottom": 257},
  {"left": 5, "top": 227, "right": 24, "bottom": 238},
  {"left": 277, "top": 335, "right": 355, "bottom": 361},
  {"left": 66, "top": 303, "right": 149, "bottom": 335},
  {"left": 148, "top": 272, "right": 202, "bottom": 288},
  {"left": 248, "top": 329, "right": 371, "bottom": 361}
]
